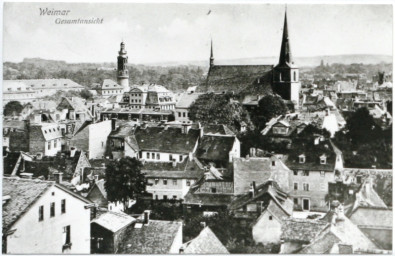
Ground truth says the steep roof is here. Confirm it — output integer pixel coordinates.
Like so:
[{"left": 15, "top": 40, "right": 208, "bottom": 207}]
[
  {"left": 203, "top": 124, "right": 236, "bottom": 136},
  {"left": 91, "top": 211, "right": 135, "bottom": 233},
  {"left": 196, "top": 135, "right": 236, "bottom": 162},
  {"left": 277, "top": 11, "right": 295, "bottom": 68},
  {"left": 184, "top": 226, "right": 229, "bottom": 254},
  {"left": 142, "top": 157, "right": 205, "bottom": 179},
  {"left": 202, "top": 64, "right": 273, "bottom": 93},
  {"left": 349, "top": 207, "right": 392, "bottom": 229},
  {"left": 135, "top": 126, "right": 200, "bottom": 154},
  {"left": 176, "top": 93, "right": 202, "bottom": 108},
  {"left": 281, "top": 218, "right": 329, "bottom": 243},
  {"left": 87, "top": 179, "right": 108, "bottom": 199},
  {"left": 117, "top": 220, "right": 182, "bottom": 254},
  {"left": 101, "top": 79, "right": 123, "bottom": 90}
]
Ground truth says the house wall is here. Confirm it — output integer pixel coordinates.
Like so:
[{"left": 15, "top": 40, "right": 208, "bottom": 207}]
[
  {"left": 44, "top": 138, "right": 62, "bottom": 156},
  {"left": 169, "top": 225, "right": 183, "bottom": 254},
  {"left": 174, "top": 108, "right": 191, "bottom": 122},
  {"left": 9, "top": 131, "right": 29, "bottom": 152},
  {"left": 146, "top": 178, "right": 196, "bottom": 200},
  {"left": 252, "top": 210, "right": 282, "bottom": 245},
  {"left": 140, "top": 151, "right": 188, "bottom": 163},
  {"left": 6, "top": 186, "right": 91, "bottom": 254},
  {"left": 229, "top": 138, "right": 241, "bottom": 162},
  {"left": 29, "top": 126, "right": 45, "bottom": 155},
  {"left": 69, "top": 127, "right": 89, "bottom": 153},
  {"left": 88, "top": 120, "right": 112, "bottom": 159},
  {"left": 91, "top": 223, "right": 114, "bottom": 254},
  {"left": 289, "top": 169, "right": 334, "bottom": 212}
]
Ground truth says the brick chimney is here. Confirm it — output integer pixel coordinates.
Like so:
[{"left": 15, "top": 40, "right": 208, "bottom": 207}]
[{"left": 54, "top": 172, "right": 63, "bottom": 184}]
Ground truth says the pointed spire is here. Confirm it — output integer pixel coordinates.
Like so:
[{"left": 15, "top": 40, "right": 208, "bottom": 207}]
[
  {"left": 279, "top": 8, "right": 293, "bottom": 65},
  {"left": 210, "top": 39, "right": 214, "bottom": 67}
]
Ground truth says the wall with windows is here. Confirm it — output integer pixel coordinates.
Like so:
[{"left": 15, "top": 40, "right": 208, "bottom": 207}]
[
  {"left": 289, "top": 169, "right": 334, "bottom": 212},
  {"left": 140, "top": 151, "right": 188, "bottom": 163},
  {"left": 146, "top": 178, "right": 196, "bottom": 200},
  {"left": 252, "top": 209, "right": 283, "bottom": 245},
  {"left": 6, "top": 185, "right": 91, "bottom": 254},
  {"left": 174, "top": 108, "right": 191, "bottom": 123}
]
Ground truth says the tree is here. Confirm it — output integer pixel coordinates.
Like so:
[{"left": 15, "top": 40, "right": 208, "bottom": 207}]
[
  {"left": 80, "top": 89, "right": 93, "bottom": 100},
  {"left": 104, "top": 157, "right": 146, "bottom": 210},
  {"left": 346, "top": 107, "right": 381, "bottom": 145},
  {"left": 252, "top": 95, "right": 288, "bottom": 130},
  {"left": 189, "top": 92, "right": 254, "bottom": 133},
  {"left": 4, "top": 101, "right": 23, "bottom": 116}
]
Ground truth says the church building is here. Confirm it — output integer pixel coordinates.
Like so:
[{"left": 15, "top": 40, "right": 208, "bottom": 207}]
[{"left": 200, "top": 11, "right": 300, "bottom": 107}]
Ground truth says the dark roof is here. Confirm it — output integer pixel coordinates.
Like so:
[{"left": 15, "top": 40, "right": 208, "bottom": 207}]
[
  {"left": 142, "top": 157, "right": 205, "bottom": 179},
  {"left": 196, "top": 135, "right": 236, "bottom": 162},
  {"left": 135, "top": 126, "right": 200, "bottom": 154},
  {"left": 281, "top": 218, "right": 328, "bottom": 243},
  {"left": 117, "top": 220, "right": 182, "bottom": 254},
  {"left": 3, "top": 120, "right": 26, "bottom": 130},
  {"left": 109, "top": 122, "right": 137, "bottom": 138},
  {"left": 2, "top": 177, "right": 53, "bottom": 232},
  {"left": 184, "top": 192, "right": 234, "bottom": 207},
  {"left": 184, "top": 226, "right": 229, "bottom": 254},
  {"left": 3, "top": 152, "right": 22, "bottom": 175},
  {"left": 201, "top": 64, "right": 273, "bottom": 93}
]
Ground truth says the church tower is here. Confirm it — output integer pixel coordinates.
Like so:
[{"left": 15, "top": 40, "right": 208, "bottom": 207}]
[
  {"left": 209, "top": 39, "right": 214, "bottom": 68},
  {"left": 273, "top": 10, "right": 300, "bottom": 107},
  {"left": 117, "top": 41, "right": 130, "bottom": 92}
]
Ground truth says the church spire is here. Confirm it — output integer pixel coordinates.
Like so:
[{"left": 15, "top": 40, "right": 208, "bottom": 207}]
[
  {"left": 279, "top": 9, "right": 293, "bottom": 65},
  {"left": 210, "top": 39, "right": 214, "bottom": 67}
]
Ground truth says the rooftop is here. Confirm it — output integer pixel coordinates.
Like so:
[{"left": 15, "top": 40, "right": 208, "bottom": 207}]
[
  {"left": 91, "top": 211, "right": 136, "bottom": 233},
  {"left": 183, "top": 226, "right": 229, "bottom": 254}
]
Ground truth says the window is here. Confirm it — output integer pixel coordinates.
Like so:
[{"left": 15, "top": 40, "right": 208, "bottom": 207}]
[
  {"left": 186, "top": 180, "right": 191, "bottom": 186},
  {"left": 169, "top": 155, "right": 173, "bottom": 161},
  {"left": 54, "top": 139, "right": 57, "bottom": 148},
  {"left": 155, "top": 195, "right": 159, "bottom": 200},
  {"left": 151, "top": 153, "right": 155, "bottom": 159},
  {"left": 179, "top": 155, "right": 183, "bottom": 162},
  {"left": 147, "top": 152, "right": 150, "bottom": 159},
  {"left": 293, "top": 71, "right": 297, "bottom": 81},
  {"left": 271, "top": 161, "right": 275, "bottom": 166},
  {"left": 183, "top": 112, "right": 186, "bottom": 117},
  {"left": 178, "top": 112, "right": 181, "bottom": 117},
  {"left": 269, "top": 216, "right": 273, "bottom": 220},
  {"left": 163, "top": 179, "right": 168, "bottom": 185},
  {"left": 63, "top": 225, "right": 71, "bottom": 245},
  {"left": 156, "top": 153, "right": 160, "bottom": 160},
  {"left": 173, "top": 179, "right": 177, "bottom": 185},
  {"left": 48, "top": 141, "right": 51, "bottom": 150},
  {"left": 50, "top": 202, "right": 55, "bottom": 217},
  {"left": 302, "top": 170, "right": 309, "bottom": 176},
  {"left": 299, "top": 155, "right": 305, "bottom": 163},
  {"left": 163, "top": 195, "right": 168, "bottom": 200},
  {"left": 155, "top": 179, "right": 159, "bottom": 185},
  {"left": 320, "top": 171, "right": 325, "bottom": 177},
  {"left": 61, "top": 199, "right": 66, "bottom": 214},
  {"left": 293, "top": 170, "right": 298, "bottom": 176},
  {"left": 320, "top": 157, "right": 327, "bottom": 164},
  {"left": 39, "top": 205, "right": 44, "bottom": 221},
  {"left": 303, "top": 183, "right": 310, "bottom": 191},
  {"left": 294, "top": 182, "right": 298, "bottom": 190},
  {"left": 293, "top": 198, "right": 298, "bottom": 205},
  {"left": 211, "top": 188, "right": 217, "bottom": 193},
  {"left": 173, "top": 195, "right": 177, "bottom": 200}
]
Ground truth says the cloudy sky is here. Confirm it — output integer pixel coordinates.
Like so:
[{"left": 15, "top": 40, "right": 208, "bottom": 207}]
[{"left": 3, "top": 2, "right": 393, "bottom": 64}]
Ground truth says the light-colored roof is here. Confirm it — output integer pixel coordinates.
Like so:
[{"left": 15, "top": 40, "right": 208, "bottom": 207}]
[
  {"left": 4, "top": 79, "right": 84, "bottom": 90},
  {"left": 176, "top": 93, "right": 201, "bottom": 108},
  {"left": 91, "top": 211, "right": 135, "bottom": 233},
  {"left": 184, "top": 226, "right": 229, "bottom": 254},
  {"left": 101, "top": 79, "right": 123, "bottom": 90}
]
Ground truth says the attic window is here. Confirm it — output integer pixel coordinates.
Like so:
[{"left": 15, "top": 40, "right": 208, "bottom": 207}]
[
  {"left": 271, "top": 161, "right": 275, "bottom": 166},
  {"left": 269, "top": 216, "right": 273, "bottom": 220},
  {"left": 320, "top": 155, "right": 327, "bottom": 164},
  {"left": 299, "top": 155, "right": 305, "bottom": 163}
]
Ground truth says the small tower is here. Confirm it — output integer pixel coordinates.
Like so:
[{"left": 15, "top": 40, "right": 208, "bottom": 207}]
[
  {"left": 209, "top": 39, "right": 214, "bottom": 68},
  {"left": 272, "top": 9, "right": 300, "bottom": 108},
  {"left": 117, "top": 41, "right": 130, "bottom": 92}
]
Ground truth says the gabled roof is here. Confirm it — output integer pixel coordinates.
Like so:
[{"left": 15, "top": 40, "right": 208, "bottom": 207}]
[
  {"left": 203, "top": 124, "right": 236, "bottom": 136},
  {"left": 101, "top": 79, "right": 123, "bottom": 90},
  {"left": 91, "top": 211, "right": 135, "bottom": 233},
  {"left": 87, "top": 179, "right": 107, "bottom": 199},
  {"left": 196, "top": 135, "right": 236, "bottom": 162},
  {"left": 184, "top": 226, "right": 229, "bottom": 254},
  {"left": 281, "top": 218, "right": 329, "bottom": 243},
  {"left": 176, "top": 93, "right": 202, "bottom": 108},
  {"left": 117, "top": 220, "right": 182, "bottom": 254},
  {"left": 202, "top": 64, "right": 273, "bottom": 93},
  {"left": 135, "top": 126, "right": 200, "bottom": 154}
]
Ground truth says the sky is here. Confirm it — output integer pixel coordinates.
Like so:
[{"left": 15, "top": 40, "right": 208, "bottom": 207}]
[{"left": 3, "top": 2, "right": 393, "bottom": 64}]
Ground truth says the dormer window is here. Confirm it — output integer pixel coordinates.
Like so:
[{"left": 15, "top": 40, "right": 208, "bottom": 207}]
[
  {"left": 299, "top": 154, "right": 305, "bottom": 164},
  {"left": 320, "top": 154, "right": 327, "bottom": 165}
]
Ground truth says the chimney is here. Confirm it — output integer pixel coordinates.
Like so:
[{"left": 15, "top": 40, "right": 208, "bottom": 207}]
[
  {"left": 249, "top": 148, "right": 256, "bottom": 157},
  {"left": 54, "top": 172, "right": 63, "bottom": 184},
  {"left": 182, "top": 124, "right": 191, "bottom": 134},
  {"left": 143, "top": 210, "right": 151, "bottom": 224},
  {"left": 179, "top": 247, "right": 184, "bottom": 254},
  {"left": 36, "top": 152, "right": 43, "bottom": 160},
  {"left": 70, "top": 147, "right": 77, "bottom": 158},
  {"left": 91, "top": 105, "right": 95, "bottom": 120},
  {"left": 111, "top": 118, "right": 116, "bottom": 131}
]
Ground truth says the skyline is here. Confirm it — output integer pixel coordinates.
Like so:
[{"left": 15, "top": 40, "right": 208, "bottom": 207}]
[{"left": 3, "top": 3, "right": 393, "bottom": 64}]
